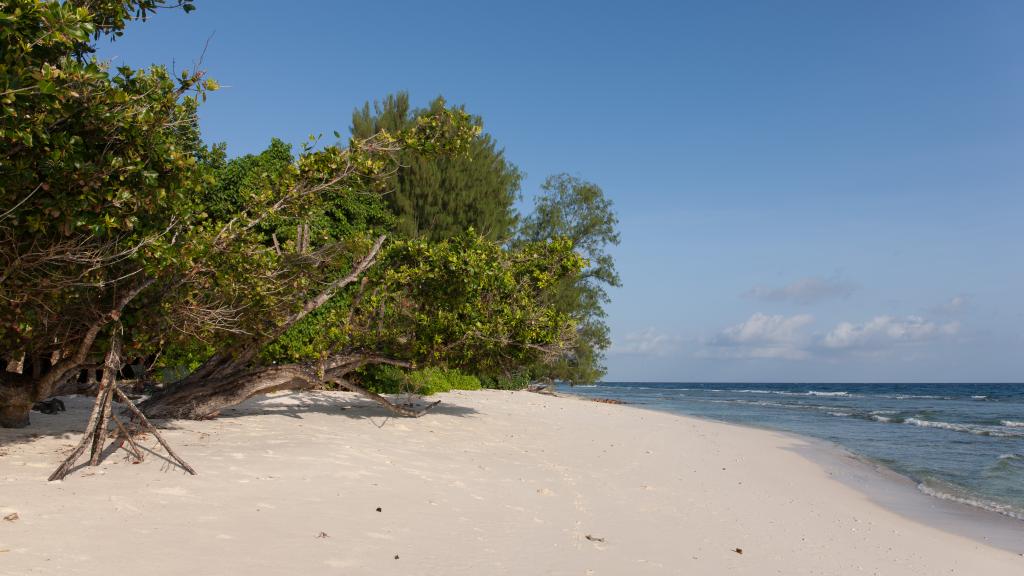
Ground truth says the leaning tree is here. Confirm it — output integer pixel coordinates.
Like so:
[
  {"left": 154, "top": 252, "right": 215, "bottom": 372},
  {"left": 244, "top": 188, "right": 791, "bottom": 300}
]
[
  {"left": 0, "top": 0, "right": 213, "bottom": 427},
  {"left": 138, "top": 231, "right": 582, "bottom": 419},
  {"left": 1, "top": 0, "right": 585, "bottom": 437}
]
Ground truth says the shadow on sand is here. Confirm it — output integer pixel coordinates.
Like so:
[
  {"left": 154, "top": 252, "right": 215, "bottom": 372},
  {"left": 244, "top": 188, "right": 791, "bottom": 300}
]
[{"left": 0, "top": 390, "right": 478, "bottom": 451}]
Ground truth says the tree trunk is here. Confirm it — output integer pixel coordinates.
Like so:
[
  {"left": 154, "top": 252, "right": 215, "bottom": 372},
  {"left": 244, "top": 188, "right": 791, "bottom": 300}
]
[
  {"left": 0, "top": 392, "right": 32, "bottom": 428},
  {"left": 48, "top": 334, "right": 122, "bottom": 481},
  {"left": 0, "top": 376, "right": 34, "bottom": 428},
  {"left": 139, "top": 364, "right": 320, "bottom": 420},
  {"left": 138, "top": 354, "right": 424, "bottom": 421}
]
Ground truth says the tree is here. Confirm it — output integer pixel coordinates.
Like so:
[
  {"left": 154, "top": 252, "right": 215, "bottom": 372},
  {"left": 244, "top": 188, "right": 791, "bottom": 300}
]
[
  {"left": 517, "top": 174, "right": 621, "bottom": 384},
  {"left": 0, "top": 0, "right": 211, "bottom": 427},
  {"left": 351, "top": 92, "right": 521, "bottom": 242}
]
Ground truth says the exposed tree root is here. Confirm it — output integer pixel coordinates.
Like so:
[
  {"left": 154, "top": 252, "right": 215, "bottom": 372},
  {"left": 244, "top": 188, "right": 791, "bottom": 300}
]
[{"left": 49, "top": 332, "right": 196, "bottom": 481}]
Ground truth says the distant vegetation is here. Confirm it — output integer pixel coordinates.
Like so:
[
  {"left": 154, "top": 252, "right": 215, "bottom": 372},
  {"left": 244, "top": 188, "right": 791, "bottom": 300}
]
[{"left": 0, "top": 0, "right": 619, "bottom": 429}]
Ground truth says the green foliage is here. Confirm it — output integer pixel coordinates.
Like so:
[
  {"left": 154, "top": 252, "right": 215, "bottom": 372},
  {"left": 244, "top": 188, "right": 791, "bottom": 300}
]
[
  {"left": 517, "top": 174, "right": 621, "bottom": 384},
  {"left": 0, "top": 0, "right": 214, "bottom": 355},
  {"left": 408, "top": 367, "right": 481, "bottom": 395},
  {"left": 357, "top": 365, "right": 481, "bottom": 396},
  {"left": 151, "top": 339, "right": 215, "bottom": 382},
  {"left": 264, "top": 230, "right": 583, "bottom": 378},
  {"left": 477, "top": 372, "right": 531, "bottom": 391},
  {"left": 0, "top": 0, "right": 487, "bottom": 382},
  {"left": 356, "top": 364, "right": 407, "bottom": 394},
  {"left": 351, "top": 92, "right": 521, "bottom": 242},
  {"left": 154, "top": 112, "right": 479, "bottom": 365},
  {"left": 355, "top": 232, "right": 583, "bottom": 374},
  {"left": 0, "top": 2, "right": 598, "bottom": 415}
]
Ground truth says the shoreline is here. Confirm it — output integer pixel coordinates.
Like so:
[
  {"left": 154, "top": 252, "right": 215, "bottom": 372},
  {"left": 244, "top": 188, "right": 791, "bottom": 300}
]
[
  {"left": 559, "top": 387, "right": 1024, "bottom": 547},
  {"left": 790, "top": 431, "right": 1024, "bottom": 554},
  {"left": 1, "top": 389, "right": 1022, "bottom": 574}
]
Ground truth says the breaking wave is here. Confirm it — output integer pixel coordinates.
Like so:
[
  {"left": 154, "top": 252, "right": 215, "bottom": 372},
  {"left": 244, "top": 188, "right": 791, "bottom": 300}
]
[
  {"left": 729, "top": 389, "right": 851, "bottom": 397},
  {"left": 904, "top": 418, "right": 1024, "bottom": 438},
  {"left": 917, "top": 481, "right": 1024, "bottom": 521}
]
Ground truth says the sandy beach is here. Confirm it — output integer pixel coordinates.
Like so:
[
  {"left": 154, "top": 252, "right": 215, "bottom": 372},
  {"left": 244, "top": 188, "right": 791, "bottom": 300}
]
[{"left": 1, "top": 390, "right": 1021, "bottom": 575}]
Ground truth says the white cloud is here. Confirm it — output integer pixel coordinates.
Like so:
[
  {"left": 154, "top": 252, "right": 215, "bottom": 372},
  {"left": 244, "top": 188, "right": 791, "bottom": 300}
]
[
  {"left": 706, "top": 313, "right": 815, "bottom": 359},
  {"left": 702, "top": 312, "right": 961, "bottom": 360},
  {"left": 822, "top": 316, "right": 960, "bottom": 350},
  {"left": 745, "top": 276, "right": 857, "bottom": 305},
  {"left": 611, "top": 327, "right": 682, "bottom": 357}
]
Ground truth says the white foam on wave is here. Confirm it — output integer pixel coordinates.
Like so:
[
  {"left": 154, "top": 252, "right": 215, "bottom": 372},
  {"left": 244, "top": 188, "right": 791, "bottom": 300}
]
[
  {"left": 905, "top": 418, "right": 1024, "bottom": 438},
  {"left": 732, "top": 389, "right": 850, "bottom": 397},
  {"left": 906, "top": 418, "right": 970, "bottom": 432},
  {"left": 878, "top": 394, "right": 952, "bottom": 400},
  {"left": 1001, "top": 420, "right": 1024, "bottom": 428},
  {"left": 712, "top": 399, "right": 792, "bottom": 409},
  {"left": 871, "top": 415, "right": 893, "bottom": 423},
  {"left": 917, "top": 482, "right": 1024, "bottom": 521}
]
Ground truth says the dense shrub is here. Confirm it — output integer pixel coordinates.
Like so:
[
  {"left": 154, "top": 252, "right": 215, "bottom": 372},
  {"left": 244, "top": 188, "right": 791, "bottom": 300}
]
[
  {"left": 478, "top": 372, "right": 531, "bottom": 391},
  {"left": 358, "top": 365, "right": 481, "bottom": 396},
  {"left": 409, "top": 367, "right": 481, "bottom": 395},
  {"left": 357, "top": 365, "right": 407, "bottom": 394}
]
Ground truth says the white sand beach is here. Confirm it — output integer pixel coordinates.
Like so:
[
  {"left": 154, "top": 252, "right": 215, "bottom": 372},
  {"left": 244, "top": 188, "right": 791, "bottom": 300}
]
[{"left": 1, "top": 390, "right": 1021, "bottom": 575}]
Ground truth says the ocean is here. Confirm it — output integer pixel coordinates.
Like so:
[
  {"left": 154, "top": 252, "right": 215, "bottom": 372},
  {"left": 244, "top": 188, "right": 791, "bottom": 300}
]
[{"left": 558, "top": 382, "right": 1024, "bottom": 521}]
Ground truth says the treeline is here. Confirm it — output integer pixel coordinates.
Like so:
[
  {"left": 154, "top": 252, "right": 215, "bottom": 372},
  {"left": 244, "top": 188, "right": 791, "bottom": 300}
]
[{"left": 0, "top": 1, "right": 619, "bottom": 429}]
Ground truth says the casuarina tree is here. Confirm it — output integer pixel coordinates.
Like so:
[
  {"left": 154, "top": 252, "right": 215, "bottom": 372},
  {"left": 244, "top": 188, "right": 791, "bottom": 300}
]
[
  {"left": 351, "top": 92, "right": 522, "bottom": 242},
  {"left": 517, "top": 174, "right": 621, "bottom": 384}
]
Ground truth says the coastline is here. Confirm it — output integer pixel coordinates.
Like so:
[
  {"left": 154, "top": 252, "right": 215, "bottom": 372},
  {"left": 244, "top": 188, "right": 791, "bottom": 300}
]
[
  {"left": 561, "top": 388, "right": 1024, "bottom": 553},
  {"left": 1, "top": 390, "right": 1022, "bottom": 575},
  {"left": 786, "top": 429, "right": 1024, "bottom": 554}
]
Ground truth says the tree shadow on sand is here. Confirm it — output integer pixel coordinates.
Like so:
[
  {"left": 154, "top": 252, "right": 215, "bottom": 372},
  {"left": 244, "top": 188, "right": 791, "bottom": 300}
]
[
  {"left": 0, "top": 390, "right": 479, "bottom": 451},
  {"left": 213, "top": 390, "right": 480, "bottom": 425}
]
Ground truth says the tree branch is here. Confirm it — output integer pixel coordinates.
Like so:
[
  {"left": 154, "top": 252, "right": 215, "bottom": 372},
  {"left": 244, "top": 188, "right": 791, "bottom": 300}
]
[
  {"left": 209, "top": 236, "right": 387, "bottom": 378},
  {"left": 33, "top": 277, "right": 155, "bottom": 400},
  {"left": 327, "top": 376, "right": 439, "bottom": 418}
]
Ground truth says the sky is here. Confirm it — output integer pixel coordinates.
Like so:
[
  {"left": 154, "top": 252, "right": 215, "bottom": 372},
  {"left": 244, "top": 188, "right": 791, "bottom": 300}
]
[{"left": 97, "top": 0, "right": 1024, "bottom": 382}]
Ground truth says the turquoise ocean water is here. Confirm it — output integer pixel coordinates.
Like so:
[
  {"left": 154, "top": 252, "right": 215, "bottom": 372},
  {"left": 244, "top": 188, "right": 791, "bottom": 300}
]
[{"left": 559, "top": 382, "right": 1024, "bottom": 521}]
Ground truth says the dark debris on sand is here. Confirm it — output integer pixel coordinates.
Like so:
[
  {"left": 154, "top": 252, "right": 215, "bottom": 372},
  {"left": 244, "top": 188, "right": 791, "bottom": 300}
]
[{"left": 591, "top": 398, "right": 627, "bottom": 405}]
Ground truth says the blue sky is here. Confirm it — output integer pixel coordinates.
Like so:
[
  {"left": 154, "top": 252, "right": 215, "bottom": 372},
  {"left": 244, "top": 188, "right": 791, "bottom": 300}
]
[{"left": 98, "top": 1, "right": 1024, "bottom": 382}]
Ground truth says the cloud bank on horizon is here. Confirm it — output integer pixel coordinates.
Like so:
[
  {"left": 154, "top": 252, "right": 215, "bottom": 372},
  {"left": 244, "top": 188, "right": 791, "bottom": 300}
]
[
  {"left": 607, "top": 282, "right": 981, "bottom": 382},
  {"left": 705, "top": 312, "right": 961, "bottom": 360}
]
